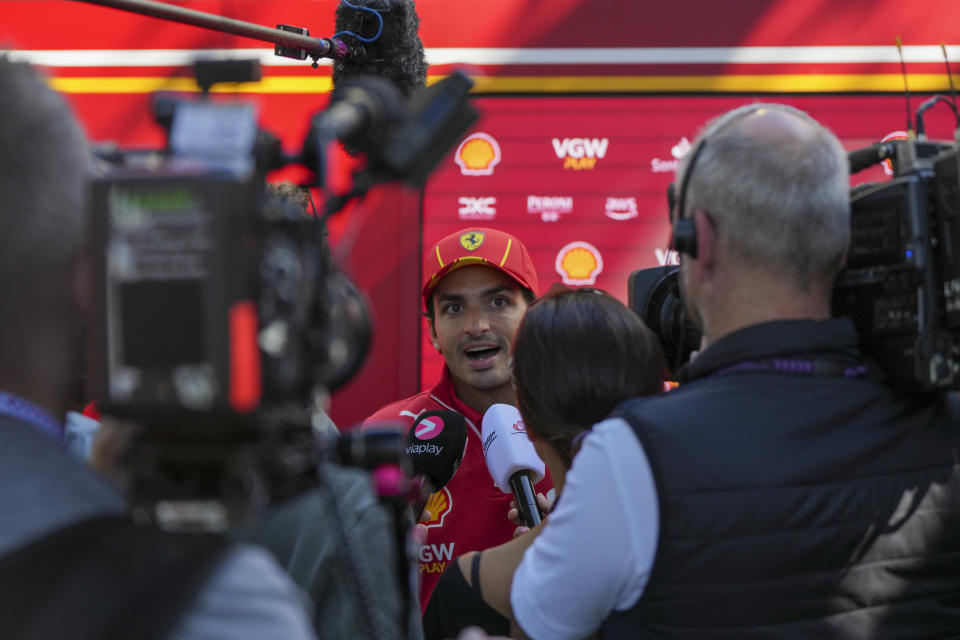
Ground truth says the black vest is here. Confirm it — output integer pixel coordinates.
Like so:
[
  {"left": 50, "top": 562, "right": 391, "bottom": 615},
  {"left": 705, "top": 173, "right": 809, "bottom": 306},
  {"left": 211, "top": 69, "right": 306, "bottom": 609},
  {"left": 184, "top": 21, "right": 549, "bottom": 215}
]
[{"left": 603, "top": 320, "right": 960, "bottom": 639}]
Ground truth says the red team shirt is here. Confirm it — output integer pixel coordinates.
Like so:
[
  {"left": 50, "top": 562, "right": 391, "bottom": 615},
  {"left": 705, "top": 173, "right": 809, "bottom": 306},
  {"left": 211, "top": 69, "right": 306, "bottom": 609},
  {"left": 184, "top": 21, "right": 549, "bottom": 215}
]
[{"left": 365, "top": 366, "right": 553, "bottom": 610}]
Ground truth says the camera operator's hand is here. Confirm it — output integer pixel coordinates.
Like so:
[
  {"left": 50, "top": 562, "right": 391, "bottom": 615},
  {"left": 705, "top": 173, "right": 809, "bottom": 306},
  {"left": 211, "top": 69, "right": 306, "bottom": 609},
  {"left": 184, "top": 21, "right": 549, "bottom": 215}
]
[
  {"left": 89, "top": 416, "right": 141, "bottom": 493},
  {"left": 508, "top": 492, "right": 551, "bottom": 537}
]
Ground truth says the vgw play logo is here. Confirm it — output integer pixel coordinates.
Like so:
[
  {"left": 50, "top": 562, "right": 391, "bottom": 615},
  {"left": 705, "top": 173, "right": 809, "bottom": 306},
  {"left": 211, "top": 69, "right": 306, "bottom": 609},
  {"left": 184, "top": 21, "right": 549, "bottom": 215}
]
[{"left": 552, "top": 138, "right": 609, "bottom": 170}]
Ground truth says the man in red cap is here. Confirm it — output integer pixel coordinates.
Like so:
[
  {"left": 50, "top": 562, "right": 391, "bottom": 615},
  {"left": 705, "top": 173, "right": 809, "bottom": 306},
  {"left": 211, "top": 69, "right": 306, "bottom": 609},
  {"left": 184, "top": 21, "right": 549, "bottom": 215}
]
[{"left": 365, "top": 227, "right": 552, "bottom": 613}]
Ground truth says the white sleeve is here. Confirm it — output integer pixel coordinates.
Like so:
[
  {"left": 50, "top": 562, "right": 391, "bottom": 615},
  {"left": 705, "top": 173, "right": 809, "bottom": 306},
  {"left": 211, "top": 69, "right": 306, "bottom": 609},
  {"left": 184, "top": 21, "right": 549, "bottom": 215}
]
[{"left": 510, "top": 417, "right": 659, "bottom": 640}]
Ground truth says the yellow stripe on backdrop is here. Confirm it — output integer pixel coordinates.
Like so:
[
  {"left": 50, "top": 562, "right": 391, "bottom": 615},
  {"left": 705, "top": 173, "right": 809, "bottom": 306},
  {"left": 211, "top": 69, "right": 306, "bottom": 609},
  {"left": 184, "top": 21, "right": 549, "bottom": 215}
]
[{"left": 49, "top": 73, "right": 958, "bottom": 94}]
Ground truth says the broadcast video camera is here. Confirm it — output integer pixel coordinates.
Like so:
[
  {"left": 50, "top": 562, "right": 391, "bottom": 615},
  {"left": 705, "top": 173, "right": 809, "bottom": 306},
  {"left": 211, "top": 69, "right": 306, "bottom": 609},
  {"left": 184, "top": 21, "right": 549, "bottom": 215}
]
[
  {"left": 88, "top": 59, "right": 477, "bottom": 528},
  {"left": 631, "top": 96, "right": 960, "bottom": 393}
]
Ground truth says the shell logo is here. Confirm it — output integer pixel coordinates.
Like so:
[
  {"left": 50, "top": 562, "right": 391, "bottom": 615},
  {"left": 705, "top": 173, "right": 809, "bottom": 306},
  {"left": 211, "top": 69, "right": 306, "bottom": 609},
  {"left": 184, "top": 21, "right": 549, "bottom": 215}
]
[
  {"left": 555, "top": 241, "right": 604, "bottom": 286},
  {"left": 422, "top": 487, "right": 453, "bottom": 529},
  {"left": 455, "top": 132, "right": 502, "bottom": 176}
]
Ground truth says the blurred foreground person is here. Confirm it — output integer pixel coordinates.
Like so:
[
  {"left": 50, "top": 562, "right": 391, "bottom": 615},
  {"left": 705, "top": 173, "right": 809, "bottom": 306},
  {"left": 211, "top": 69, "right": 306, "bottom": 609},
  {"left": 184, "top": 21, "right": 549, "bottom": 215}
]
[
  {"left": 0, "top": 56, "right": 316, "bottom": 640},
  {"left": 506, "top": 104, "right": 960, "bottom": 639},
  {"left": 231, "top": 182, "right": 411, "bottom": 640}
]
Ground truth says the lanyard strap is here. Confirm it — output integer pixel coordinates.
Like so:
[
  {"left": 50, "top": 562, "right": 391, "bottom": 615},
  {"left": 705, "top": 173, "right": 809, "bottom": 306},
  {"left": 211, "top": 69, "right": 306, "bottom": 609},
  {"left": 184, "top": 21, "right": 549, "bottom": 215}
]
[
  {"left": 710, "top": 358, "right": 870, "bottom": 380},
  {"left": 0, "top": 391, "right": 63, "bottom": 439}
]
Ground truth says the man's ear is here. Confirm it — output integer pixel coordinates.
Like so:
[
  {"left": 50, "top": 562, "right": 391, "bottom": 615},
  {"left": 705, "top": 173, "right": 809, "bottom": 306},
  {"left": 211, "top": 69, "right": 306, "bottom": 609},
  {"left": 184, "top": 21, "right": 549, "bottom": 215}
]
[
  {"left": 694, "top": 209, "right": 717, "bottom": 279},
  {"left": 837, "top": 243, "right": 849, "bottom": 272},
  {"left": 427, "top": 317, "right": 441, "bottom": 352}
]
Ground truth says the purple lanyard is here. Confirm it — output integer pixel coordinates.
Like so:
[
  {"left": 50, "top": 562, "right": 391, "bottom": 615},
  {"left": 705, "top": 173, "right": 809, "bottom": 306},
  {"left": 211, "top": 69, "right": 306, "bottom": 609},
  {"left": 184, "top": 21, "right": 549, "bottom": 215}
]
[
  {"left": 0, "top": 391, "right": 63, "bottom": 439},
  {"left": 709, "top": 358, "right": 869, "bottom": 380}
]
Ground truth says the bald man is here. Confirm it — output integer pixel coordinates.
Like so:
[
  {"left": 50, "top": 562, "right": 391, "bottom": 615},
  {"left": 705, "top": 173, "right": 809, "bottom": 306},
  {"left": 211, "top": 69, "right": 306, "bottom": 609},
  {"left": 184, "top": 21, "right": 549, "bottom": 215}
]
[{"left": 497, "top": 104, "right": 960, "bottom": 639}]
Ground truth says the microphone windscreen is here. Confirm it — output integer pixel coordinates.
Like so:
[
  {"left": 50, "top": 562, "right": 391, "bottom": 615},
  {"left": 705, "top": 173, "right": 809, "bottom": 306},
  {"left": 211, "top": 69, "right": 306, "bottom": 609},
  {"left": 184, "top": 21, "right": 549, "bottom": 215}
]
[
  {"left": 481, "top": 404, "right": 545, "bottom": 493},
  {"left": 333, "top": 0, "right": 427, "bottom": 96},
  {"left": 404, "top": 410, "right": 467, "bottom": 489}
]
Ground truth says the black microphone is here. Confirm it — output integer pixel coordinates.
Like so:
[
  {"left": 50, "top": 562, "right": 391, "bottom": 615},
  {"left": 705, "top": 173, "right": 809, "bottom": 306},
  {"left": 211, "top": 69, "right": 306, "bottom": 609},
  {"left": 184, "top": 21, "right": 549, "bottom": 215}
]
[
  {"left": 311, "top": 74, "right": 406, "bottom": 141},
  {"left": 404, "top": 410, "right": 468, "bottom": 517},
  {"left": 318, "top": 427, "right": 404, "bottom": 470},
  {"left": 332, "top": 0, "right": 428, "bottom": 97},
  {"left": 481, "top": 404, "right": 545, "bottom": 529},
  {"left": 848, "top": 141, "right": 897, "bottom": 174}
]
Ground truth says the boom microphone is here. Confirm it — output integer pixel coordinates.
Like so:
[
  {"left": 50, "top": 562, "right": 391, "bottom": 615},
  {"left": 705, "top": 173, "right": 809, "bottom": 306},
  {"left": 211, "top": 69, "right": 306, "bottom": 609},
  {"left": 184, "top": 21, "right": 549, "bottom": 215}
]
[
  {"left": 404, "top": 411, "right": 468, "bottom": 515},
  {"left": 332, "top": 0, "right": 427, "bottom": 95},
  {"left": 849, "top": 141, "right": 897, "bottom": 174},
  {"left": 481, "top": 404, "right": 545, "bottom": 529}
]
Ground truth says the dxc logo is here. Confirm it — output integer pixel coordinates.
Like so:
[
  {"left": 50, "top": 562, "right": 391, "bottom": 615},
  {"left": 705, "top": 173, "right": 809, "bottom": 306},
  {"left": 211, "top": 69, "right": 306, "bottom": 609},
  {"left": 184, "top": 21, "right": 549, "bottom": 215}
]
[{"left": 457, "top": 196, "right": 497, "bottom": 221}]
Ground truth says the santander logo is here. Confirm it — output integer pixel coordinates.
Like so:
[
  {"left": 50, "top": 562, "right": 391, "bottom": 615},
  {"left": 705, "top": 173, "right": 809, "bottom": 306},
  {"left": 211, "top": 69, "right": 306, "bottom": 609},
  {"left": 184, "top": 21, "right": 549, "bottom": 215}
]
[{"left": 415, "top": 417, "right": 445, "bottom": 440}]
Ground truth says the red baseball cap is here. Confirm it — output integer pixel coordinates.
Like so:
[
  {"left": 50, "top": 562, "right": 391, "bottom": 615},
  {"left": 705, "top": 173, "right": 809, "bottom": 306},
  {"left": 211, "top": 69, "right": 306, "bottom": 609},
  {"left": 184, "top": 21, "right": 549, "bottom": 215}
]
[{"left": 422, "top": 228, "right": 539, "bottom": 307}]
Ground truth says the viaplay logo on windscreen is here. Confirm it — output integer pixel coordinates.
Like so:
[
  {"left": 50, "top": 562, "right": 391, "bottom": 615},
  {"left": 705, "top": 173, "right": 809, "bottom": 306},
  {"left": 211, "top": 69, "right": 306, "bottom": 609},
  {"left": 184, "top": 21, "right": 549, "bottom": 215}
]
[{"left": 415, "top": 415, "right": 445, "bottom": 440}]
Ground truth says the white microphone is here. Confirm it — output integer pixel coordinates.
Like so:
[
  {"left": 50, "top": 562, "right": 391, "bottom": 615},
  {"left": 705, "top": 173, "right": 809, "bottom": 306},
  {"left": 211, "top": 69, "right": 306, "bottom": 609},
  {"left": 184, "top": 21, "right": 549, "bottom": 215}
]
[{"left": 481, "top": 404, "right": 545, "bottom": 528}]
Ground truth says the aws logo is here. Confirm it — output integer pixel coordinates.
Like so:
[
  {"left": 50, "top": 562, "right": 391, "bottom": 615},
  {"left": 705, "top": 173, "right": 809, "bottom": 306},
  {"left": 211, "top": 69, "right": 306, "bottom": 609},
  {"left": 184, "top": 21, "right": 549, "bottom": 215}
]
[
  {"left": 552, "top": 138, "right": 609, "bottom": 170},
  {"left": 421, "top": 487, "right": 453, "bottom": 529},
  {"left": 605, "top": 197, "right": 638, "bottom": 221},
  {"left": 456, "top": 132, "right": 502, "bottom": 176}
]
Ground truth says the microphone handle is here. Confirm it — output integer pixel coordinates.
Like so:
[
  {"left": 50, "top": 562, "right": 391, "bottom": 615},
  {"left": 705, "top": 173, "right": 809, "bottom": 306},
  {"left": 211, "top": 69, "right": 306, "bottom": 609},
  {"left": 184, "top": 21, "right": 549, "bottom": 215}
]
[
  {"left": 848, "top": 142, "right": 896, "bottom": 174},
  {"left": 509, "top": 471, "right": 542, "bottom": 528}
]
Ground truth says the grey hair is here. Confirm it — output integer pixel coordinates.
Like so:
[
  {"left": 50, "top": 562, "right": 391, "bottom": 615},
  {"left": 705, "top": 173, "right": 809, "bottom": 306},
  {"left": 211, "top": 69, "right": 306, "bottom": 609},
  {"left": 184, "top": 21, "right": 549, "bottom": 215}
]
[
  {"left": 0, "top": 57, "right": 91, "bottom": 335},
  {"left": 677, "top": 103, "right": 850, "bottom": 290}
]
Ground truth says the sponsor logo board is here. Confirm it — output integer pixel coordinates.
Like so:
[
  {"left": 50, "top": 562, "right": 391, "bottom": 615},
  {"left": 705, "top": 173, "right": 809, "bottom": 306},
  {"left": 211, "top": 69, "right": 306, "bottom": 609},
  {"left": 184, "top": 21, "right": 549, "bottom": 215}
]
[
  {"left": 458, "top": 196, "right": 497, "bottom": 221},
  {"left": 527, "top": 195, "right": 573, "bottom": 222},
  {"left": 605, "top": 196, "right": 638, "bottom": 221},
  {"left": 455, "top": 132, "right": 501, "bottom": 176},
  {"left": 555, "top": 241, "right": 604, "bottom": 285},
  {"left": 552, "top": 137, "right": 608, "bottom": 170},
  {"left": 650, "top": 136, "right": 692, "bottom": 174}
]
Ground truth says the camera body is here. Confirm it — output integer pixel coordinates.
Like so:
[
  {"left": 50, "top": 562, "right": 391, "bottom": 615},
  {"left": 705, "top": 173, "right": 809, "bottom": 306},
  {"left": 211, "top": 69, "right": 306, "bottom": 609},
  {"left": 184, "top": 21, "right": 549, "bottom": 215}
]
[
  {"left": 833, "top": 139, "right": 960, "bottom": 391},
  {"left": 85, "top": 64, "right": 477, "bottom": 527},
  {"left": 90, "top": 100, "right": 338, "bottom": 421},
  {"left": 88, "top": 99, "right": 344, "bottom": 526},
  {"left": 631, "top": 133, "right": 960, "bottom": 392}
]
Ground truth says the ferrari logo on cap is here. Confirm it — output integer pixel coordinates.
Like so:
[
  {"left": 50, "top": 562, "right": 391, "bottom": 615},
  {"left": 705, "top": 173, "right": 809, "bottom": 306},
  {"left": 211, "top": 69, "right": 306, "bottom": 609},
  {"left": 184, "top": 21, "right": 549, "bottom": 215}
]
[{"left": 459, "top": 232, "right": 485, "bottom": 251}]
